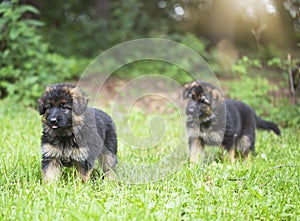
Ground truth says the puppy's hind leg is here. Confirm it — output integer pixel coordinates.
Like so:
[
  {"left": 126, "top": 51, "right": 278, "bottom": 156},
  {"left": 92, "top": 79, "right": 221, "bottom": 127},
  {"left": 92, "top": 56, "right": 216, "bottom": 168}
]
[
  {"left": 99, "top": 149, "right": 118, "bottom": 181},
  {"left": 229, "top": 148, "right": 235, "bottom": 164},
  {"left": 221, "top": 145, "right": 235, "bottom": 164},
  {"left": 236, "top": 135, "right": 255, "bottom": 162}
]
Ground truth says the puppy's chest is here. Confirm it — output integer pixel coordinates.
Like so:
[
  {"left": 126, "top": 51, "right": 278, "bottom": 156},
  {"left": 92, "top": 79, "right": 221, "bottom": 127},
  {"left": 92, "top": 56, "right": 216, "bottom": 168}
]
[
  {"left": 42, "top": 143, "right": 88, "bottom": 162},
  {"left": 187, "top": 120, "right": 223, "bottom": 145}
]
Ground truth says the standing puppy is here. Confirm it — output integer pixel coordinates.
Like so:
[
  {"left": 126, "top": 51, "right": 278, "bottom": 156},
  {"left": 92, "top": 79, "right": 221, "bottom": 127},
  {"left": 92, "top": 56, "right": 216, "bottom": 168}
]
[
  {"left": 183, "top": 81, "right": 281, "bottom": 164},
  {"left": 38, "top": 83, "right": 117, "bottom": 183}
]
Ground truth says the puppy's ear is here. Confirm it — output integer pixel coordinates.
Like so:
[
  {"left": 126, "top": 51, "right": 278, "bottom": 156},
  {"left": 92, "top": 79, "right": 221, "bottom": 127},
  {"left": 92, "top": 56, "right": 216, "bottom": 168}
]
[
  {"left": 183, "top": 82, "right": 193, "bottom": 100},
  {"left": 183, "top": 88, "right": 189, "bottom": 100},
  {"left": 38, "top": 98, "right": 45, "bottom": 115},
  {"left": 183, "top": 81, "right": 202, "bottom": 100},
  {"left": 71, "top": 87, "right": 88, "bottom": 115},
  {"left": 38, "top": 85, "right": 53, "bottom": 115}
]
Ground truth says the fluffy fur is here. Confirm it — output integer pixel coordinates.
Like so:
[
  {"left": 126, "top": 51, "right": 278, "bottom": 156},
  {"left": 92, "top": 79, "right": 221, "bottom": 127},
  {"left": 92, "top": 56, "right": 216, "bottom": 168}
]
[
  {"left": 183, "top": 81, "right": 281, "bottom": 164},
  {"left": 38, "top": 83, "right": 117, "bottom": 183}
]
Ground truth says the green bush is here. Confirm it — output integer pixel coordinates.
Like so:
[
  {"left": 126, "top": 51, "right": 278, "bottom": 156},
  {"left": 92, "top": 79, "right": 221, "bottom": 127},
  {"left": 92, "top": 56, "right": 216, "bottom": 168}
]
[
  {"left": 231, "top": 56, "right": 262, "bottom": 75},
  {"left": 112, "top": 60, "right": 194, "bottom": 84},
  {"left": 110, "top": 34, "right": 214, "bottom": 84},
  {"left": 179, "top": 33, "right": 209, "bottom": 59},
  {"left": 38, "top": 0, "right": 170, "bottom": 57},
  {"left": 223, "top": 75, "right": 300, "bottom": 127},
  {"left": 0, "top": 1, "right": 51, "bottom": 105},
  {"left": 0, "top": 1, "right": 89, "bottom": 106},
  {"left": 223, "top": 76, "right": 278, "bottom": 116},
  {"left": 271, "top": 99, "right": 300, "bottom": 127}
]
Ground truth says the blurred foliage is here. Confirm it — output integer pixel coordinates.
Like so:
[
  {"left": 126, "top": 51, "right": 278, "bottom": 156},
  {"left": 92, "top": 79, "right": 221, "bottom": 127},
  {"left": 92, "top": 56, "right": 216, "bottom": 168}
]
[
  {"left": 39, "top": 0, "right": 107, "bottom": 57},
  {"left": 0, "top": 0, "right": 299, "bottom": 128},
  {"left": 226, "top": 55, "right": 300, "bottom": 127},
  {"left": 38, "top": 0, "right": 170, "bottom": 57},
  {"left": 259, "top": 44, "right": 285, "bottom": 61},
  {"left": 223, "top": 76, "right": 278, "bottom": 116},
  {"left": 110, "top": 0, "right": 144, "bottom": 44},
  {"left": 111, "top": 33, "right": 212, "bottom": 84},
  {"left": 224, "top": 75, "right": 300, "bottom": 127},
  {"left": 113, "top": 60, "right": 194, "bottom": 85},
  {"left": 179, "top": 33, "right": 209, "bottom": 59},
  {"left": 272, "top": 98, "right": 300, "bottom": 127},
  {"left": 231, "top": 56, "right": 262, "bottom": 75},
  {"left": 35, "top": 0, "right": 300, "bottom": 57},
  {"left": 0, "top": 1, "right": 89, "bottom": 106},
  {"left": 267, "top": 56, "right": 300, "bottom": 71}
]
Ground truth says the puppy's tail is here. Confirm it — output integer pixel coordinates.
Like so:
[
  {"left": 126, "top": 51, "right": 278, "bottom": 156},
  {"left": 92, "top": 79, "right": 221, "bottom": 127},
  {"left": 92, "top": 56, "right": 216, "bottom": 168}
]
[{"left": 255, "top": 115, "right": 281, "bottom": 135}]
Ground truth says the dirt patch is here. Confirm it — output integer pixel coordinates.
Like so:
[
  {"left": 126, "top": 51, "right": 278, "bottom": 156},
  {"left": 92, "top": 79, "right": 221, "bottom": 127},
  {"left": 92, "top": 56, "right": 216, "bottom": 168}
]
[{"left": 76, "top": 75, "right": 185, "bottom": 114}]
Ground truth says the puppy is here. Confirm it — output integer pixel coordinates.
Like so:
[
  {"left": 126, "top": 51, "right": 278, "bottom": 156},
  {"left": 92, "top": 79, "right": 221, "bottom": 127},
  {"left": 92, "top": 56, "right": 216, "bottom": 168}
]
[
  {"left": 183, "top": 81, "right": 281, "bottom": 164},
  {"left": 38, "top": 83, "right": 117, "bottom": 183}
]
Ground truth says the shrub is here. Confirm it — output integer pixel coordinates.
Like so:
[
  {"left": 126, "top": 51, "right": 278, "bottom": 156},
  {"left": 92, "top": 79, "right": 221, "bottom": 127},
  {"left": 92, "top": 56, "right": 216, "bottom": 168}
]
[
  {"left": 0, "top": 1, "right": 88, "bottom": 106},
  {"left": 110, "top": 33, "right": 214, "bottom": 84},
  {"left": 231, "top": 56, "right": 262, "bottom": 75},
  {"left": 271, "top": 99, "right": 300, "bottom": 127},
  {"left": 223, "top": 76, "right": 278, "bottom": 116},
  {"left": 223, "top": 74, "right": 300, "bottom": 127}
]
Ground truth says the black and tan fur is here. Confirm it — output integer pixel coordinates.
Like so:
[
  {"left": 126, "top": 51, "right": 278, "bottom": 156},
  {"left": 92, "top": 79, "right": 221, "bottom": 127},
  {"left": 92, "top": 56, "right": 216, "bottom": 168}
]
[
  {"left": 183, "top": 81, "right": 281, "bottom": 164},
  {"left": 38, "top": 83, "right": 117, "bottom": 183}
]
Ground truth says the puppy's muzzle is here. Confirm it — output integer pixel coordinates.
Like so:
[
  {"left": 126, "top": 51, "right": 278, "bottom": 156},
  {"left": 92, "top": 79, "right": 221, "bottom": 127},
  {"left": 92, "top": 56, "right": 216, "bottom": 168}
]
[
  {"left": 48, "top": 117, "right": 59, "bottom": 129},
  {"left": 47, "top": 108, "right": 61, "bottom": 129},
  {"left": 187, "top": 107, "right": 196, "bottom": 117}
]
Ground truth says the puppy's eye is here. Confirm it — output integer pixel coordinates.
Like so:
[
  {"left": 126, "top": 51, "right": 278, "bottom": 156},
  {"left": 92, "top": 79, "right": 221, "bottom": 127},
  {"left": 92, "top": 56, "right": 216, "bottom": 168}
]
[
  {"left": 60, "top": 104, "right": 69, "bottom": 110},
  {"left": 200, "top": 96, "right": 209, "bottom": 105},
  {"left": 189, "top": 94, "right": 195, "bottom": 100}
]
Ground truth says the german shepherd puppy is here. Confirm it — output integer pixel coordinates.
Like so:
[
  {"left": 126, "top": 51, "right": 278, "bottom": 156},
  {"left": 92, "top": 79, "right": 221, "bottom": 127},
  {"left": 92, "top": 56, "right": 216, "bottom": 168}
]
[
  {"left": 183, "top": 81, "right": 281, "bottom": 164},
  {"left": 38, "top": 83, "right": 117, "bottom": 183}
]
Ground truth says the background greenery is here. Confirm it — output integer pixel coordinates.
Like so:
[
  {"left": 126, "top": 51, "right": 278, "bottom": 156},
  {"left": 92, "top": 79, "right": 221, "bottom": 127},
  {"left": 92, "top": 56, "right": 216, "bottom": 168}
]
[
  {"left": 0, "top": 0, "right": 300, "bottom": 220},
  {"left": 1, "top": 0, "right": 299, "bottom": 125}
]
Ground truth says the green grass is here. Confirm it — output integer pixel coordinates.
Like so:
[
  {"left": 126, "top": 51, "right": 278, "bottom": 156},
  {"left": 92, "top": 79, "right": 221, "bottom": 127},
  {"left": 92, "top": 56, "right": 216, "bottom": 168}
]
[{"left": 0, "top": 101, "right": 299, "bottom": 220}]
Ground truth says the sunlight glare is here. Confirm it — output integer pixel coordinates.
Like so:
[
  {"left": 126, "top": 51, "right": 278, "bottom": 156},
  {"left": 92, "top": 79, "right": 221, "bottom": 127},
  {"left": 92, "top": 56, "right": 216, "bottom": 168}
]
[
  {"left": 174, "top": 5, "right": 185, "bottom": 16},
  {"left": 234, "top": 0, "right": 276, "bottom": 20}
]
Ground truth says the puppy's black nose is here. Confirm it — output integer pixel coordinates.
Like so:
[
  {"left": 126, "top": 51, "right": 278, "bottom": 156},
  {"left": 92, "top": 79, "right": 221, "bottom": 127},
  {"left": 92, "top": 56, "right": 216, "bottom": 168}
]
[
  {"left": 50, "top": 117, "right": 57, "bottom": 123},
  {"left": 187, "top": 108, "right": 195, "bottom": 115}
]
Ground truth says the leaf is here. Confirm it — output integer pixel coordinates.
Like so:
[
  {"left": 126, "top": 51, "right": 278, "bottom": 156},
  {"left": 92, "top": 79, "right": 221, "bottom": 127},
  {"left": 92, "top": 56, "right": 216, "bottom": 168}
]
[
  {"left": 15, "top": 5, "right": 40, "bottom": 16},
  {"left": 0, "top": 17, "right": 8, "bottom": 27},
  {"left": 9, "top": 28, "right": 21, "bottom": 40},
  {"left": 2, "top": 50, "right": 10, "bottom": 60},
  {"left": 0, "top": 4, "right": 11, "bottom": 14},
  {"left": 23, "top": 19, "right": 44, "bottom": 27}
]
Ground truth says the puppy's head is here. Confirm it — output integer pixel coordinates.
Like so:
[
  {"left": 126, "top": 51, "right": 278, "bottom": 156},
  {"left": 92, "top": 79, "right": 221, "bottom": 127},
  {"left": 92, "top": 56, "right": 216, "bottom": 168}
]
[
  {"left": 183, "top": 81, "right": 211, "bottom": 120},
  {"left": 38, "top": 83, "right": 88, "bottom": 130}
]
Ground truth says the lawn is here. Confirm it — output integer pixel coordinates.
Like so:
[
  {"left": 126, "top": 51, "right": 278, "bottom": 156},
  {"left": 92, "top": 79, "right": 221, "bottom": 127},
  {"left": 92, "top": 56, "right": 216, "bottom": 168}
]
[{"left": 0, "top": 101, "right": 299, "bottom": 220}]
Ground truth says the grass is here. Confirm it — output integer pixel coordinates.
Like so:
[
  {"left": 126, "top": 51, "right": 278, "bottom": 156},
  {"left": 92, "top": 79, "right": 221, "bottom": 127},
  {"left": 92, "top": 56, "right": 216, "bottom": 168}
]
[{"left": 0, "top": 101, "right": 299, "bottom": 220}]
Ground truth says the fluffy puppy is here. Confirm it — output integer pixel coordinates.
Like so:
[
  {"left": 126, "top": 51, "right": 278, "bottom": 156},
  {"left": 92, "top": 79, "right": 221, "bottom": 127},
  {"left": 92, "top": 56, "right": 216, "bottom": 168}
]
[
  {"left": 38, "top": 83, "right": 117, "bottom": 183},
  {"left": 183, "top": 81, "right": 281, "bottom": 164}
]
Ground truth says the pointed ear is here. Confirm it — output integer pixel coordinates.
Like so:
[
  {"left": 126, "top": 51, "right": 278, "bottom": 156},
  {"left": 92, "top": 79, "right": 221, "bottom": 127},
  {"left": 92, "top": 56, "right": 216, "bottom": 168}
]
[
  {"left": 183, "top": 81, "right": 202, "bottom": 100},
  {"left": 38, "top": 98, "right": 45, "bottom": 115},
  {"left": 38, "top": 85, "right": 51, "bottom": 115},
  {"left": 183, "top": 82, "right": 193, "bottom": 100},
  {"left": 71, "top": 87, "right": 88, "bottom": 115},
  {"left": 183, "top": 87, "right": 189, "bottom": 100}
]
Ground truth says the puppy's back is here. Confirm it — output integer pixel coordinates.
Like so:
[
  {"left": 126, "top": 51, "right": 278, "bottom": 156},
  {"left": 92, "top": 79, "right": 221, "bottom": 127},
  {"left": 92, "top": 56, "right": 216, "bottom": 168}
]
[
  {"left": 93, "top": 108, "right": 118, "bottom": 155},
  {"left": 224, "top": 99, "right": 256, "bottom": 133}
]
